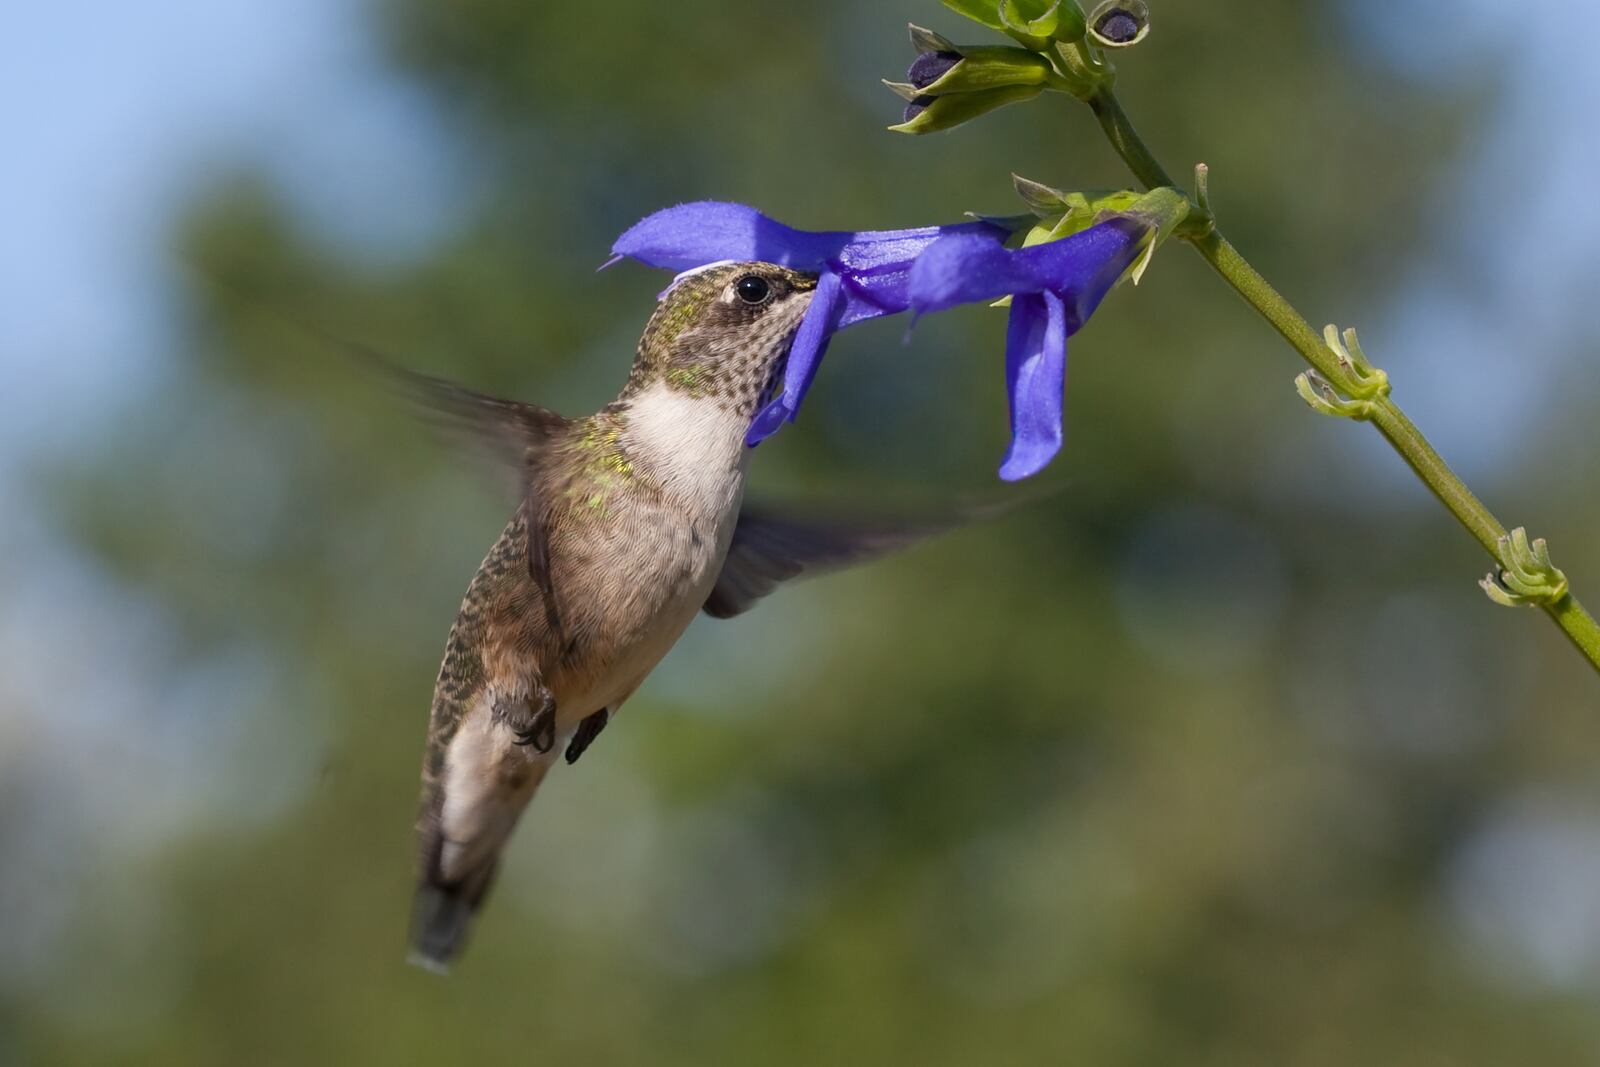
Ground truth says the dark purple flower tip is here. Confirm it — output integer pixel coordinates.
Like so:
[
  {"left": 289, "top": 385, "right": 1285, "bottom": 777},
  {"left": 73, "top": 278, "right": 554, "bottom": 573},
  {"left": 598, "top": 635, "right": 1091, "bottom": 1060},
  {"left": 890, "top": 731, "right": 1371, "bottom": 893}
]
[
  {"left": 1095, "top": 11, "right": 1140, "bottom": 43},
  {"left": 902, "top": 95, "right": 935, "bottom": 123},
  {"left": 908, "top": 50, "right": 963, "bottom": 89}
]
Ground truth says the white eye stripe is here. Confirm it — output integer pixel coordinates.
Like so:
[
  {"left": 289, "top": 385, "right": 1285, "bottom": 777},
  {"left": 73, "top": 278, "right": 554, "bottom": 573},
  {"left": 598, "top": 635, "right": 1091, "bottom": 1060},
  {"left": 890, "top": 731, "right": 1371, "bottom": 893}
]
[{"left": 659, "top": 259, "right": 742, "bottom": 301}]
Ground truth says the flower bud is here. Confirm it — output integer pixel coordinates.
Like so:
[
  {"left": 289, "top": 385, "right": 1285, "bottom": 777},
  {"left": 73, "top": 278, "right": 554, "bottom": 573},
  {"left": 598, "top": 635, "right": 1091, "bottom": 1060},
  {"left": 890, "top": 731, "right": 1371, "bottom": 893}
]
[
  {"left": 1086, "top": 1, "right": 1150, "bottom": 48},
  {"left": 905, "top": 46, "right": 1055, "bottom": 95},
  {"left": 908, "top": 50, "right": 964, "bottom": 88}
]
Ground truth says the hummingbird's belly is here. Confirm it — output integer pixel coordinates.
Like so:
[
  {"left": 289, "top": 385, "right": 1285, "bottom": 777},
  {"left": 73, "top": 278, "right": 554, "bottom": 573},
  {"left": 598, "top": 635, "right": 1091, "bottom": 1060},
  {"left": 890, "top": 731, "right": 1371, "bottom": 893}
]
[{"left": 547, "top": 493, "right": 739, "bottom": 722}]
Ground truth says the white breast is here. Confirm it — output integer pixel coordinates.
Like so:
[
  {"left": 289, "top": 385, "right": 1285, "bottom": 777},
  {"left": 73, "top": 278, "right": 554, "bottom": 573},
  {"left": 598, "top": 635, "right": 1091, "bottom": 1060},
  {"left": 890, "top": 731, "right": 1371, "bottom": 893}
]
[
  {"left": 537, "top": 383, "right": 752, "bottom": 718},
  {"left": 624, "top": 383, "right": 751, "bottom": 518}
]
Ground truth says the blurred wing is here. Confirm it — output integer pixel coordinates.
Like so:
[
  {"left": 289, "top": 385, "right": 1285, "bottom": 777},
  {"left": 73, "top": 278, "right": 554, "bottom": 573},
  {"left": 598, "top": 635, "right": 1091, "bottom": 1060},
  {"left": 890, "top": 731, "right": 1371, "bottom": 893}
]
[
  {"left": 357, "top": 345, "right": 569, "bottom": 484},
  {"left": 351, "top": 342, "right": 572, "bottom": 618},
  {"left": 702, "top": 498, "right": 1027, "bottom": 620}
]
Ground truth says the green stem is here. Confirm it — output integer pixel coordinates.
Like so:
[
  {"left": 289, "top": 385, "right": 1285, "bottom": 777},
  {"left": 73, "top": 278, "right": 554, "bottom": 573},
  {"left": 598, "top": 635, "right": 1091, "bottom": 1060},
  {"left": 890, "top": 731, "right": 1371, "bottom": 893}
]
[{"left": 1085, "top": 85, "right": 1600, "bottom": 677}]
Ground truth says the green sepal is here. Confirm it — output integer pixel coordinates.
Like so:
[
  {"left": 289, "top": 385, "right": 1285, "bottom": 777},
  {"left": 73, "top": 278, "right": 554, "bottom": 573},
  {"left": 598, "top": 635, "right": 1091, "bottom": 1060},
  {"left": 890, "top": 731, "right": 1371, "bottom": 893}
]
[
  {"left": 1119, "top": 186, "right": 1190, "bottom": 283},
  {"left": 915, "top": 46, "right": 1055, "bottom": 94},
  {"left": 882, "top": 80, "right": 923, "bottom": 103},
  {"left": 888, "top": 83, "right": 1044, "bottom": 134},
  {"left": 1012, "top": 174, "right": 1142, "bottom": 221},
  {"left": 909, "top": 23, "right": 961, "bottom": 55}
]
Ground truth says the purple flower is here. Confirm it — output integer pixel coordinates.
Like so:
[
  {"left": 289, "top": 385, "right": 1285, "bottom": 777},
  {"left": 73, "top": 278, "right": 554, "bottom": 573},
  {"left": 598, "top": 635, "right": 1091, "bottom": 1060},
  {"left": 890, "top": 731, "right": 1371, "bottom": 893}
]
[
  {"left": 909, "top": 217, "right": 1151, "bottom": 480},
  {"left": 611, "top": 201, "right": 1009, "bottom": 445}
]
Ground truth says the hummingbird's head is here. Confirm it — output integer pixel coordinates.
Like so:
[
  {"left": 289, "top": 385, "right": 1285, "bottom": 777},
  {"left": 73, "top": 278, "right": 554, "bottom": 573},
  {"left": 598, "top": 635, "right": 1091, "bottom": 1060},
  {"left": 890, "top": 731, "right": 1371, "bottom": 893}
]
[{"left": 627, "top": 261, "right": 819, "bottom": 416}]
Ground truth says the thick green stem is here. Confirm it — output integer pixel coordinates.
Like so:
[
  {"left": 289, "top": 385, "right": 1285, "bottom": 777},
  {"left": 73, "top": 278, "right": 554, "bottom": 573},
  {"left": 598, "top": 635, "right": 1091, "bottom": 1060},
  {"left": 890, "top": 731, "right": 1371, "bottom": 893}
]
[{"left": 1084, "top": 85, "right": 1600, "bottom": 676}]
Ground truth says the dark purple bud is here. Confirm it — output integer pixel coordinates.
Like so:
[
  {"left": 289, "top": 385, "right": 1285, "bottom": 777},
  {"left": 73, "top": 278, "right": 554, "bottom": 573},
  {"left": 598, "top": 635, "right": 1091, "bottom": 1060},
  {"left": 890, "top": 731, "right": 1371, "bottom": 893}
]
[
  {"left": 1086, "top": 2, "right": 1149, "bottom": 47},
  {"left": 1095, "top": 11, "right": 1139, "bottom": 42},
  {"left": 902, "top": 95, "right": 936, "bottom": 123},
  {"left": 907, "top": 50, "right": 963, "bottom": 90}
]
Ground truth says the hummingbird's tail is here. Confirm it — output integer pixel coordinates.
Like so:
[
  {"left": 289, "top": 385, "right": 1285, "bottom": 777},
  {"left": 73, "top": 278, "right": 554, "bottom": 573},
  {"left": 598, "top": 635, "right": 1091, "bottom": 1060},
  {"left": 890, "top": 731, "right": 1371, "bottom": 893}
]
[
  {"left": 407, "top": 840, "right": 500, "bottom": 974},
  {"left": 408, "top": 694, "right": 560, "bottom": 974}
]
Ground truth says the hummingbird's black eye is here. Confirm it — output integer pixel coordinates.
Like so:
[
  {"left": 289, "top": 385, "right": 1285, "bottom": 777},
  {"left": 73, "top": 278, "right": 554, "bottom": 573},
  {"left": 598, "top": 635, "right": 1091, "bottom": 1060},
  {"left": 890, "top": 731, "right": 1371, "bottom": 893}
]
[{"left": 734, "top": 275, "right": 772, "bottom": 305}]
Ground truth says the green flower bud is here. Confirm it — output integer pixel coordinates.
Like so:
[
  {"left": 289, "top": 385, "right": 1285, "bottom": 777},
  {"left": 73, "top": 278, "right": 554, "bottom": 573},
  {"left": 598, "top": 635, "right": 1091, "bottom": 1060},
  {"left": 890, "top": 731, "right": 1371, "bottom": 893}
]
[
  {"left": 1085, "top": 1, "right": 1150, "bottom": 48},
  {"left": 888, "top": 83, "right": 1045, "bottom": 134},
  {"left": 898, "top": 46, "right": 1056, "bottom": 96}
]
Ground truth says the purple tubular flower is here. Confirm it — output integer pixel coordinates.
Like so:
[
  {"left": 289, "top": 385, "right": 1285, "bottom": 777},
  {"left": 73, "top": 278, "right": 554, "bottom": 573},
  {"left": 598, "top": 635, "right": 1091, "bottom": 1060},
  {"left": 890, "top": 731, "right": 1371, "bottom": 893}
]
[
  {"left": 909, "top": 217, "right": 1151, "bottom": 480},
  {"left": 612, "top": 201, "right": 1009, "bottom": 445}
]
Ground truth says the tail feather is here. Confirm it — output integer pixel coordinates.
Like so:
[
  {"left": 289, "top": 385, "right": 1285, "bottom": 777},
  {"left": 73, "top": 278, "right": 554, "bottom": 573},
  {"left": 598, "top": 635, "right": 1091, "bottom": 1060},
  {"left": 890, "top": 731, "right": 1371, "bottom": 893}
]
[{"left": 407, "top": 852, "right": 499, "bottom": 974}]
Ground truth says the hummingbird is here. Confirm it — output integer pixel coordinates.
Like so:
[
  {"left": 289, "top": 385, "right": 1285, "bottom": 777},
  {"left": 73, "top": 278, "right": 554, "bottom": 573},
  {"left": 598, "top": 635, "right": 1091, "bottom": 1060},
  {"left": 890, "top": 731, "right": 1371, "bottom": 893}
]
[{"left": 394, "top": 260, "right": 987, "bottom": 972}]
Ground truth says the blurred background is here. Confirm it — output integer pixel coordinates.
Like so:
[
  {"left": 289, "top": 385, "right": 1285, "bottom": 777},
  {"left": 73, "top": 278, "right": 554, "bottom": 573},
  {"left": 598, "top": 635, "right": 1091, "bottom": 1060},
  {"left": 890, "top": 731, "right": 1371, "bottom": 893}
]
[{"left": 4, "top": 0, "right": 1600, "bottom": 1063}]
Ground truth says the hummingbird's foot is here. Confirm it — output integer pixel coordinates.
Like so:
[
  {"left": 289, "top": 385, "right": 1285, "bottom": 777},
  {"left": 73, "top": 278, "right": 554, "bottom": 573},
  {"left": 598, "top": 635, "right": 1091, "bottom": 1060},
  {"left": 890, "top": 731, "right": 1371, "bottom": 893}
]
[
  {"left": 564, "top": 709, "right": 610, "bottom": 765},
  {"left": 509, "top": 688, "right": 558, "bottom": 753}
]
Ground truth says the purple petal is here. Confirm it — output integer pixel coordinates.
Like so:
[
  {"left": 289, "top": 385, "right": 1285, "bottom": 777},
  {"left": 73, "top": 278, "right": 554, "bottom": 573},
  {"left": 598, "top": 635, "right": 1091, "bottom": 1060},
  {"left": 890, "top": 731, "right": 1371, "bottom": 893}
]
[
  {"left": 909, "top": 217, "right": 1149, "bottom": 328},
  {"left": 745, "top": 399, "right": 790, "bottom": 445},
  {"left": 746, "top": 270, "right": 845, "bottom": 446},
  {"left": 998, "top": 291, "right": 1068, "bottom": 481}
]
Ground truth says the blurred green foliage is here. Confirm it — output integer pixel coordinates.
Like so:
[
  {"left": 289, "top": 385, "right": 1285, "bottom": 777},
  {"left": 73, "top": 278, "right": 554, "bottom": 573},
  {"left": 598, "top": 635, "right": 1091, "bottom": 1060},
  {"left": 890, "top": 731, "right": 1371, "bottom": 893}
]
[{"left": 11, "top": 1, "right": 1600, "bottom": 1064}]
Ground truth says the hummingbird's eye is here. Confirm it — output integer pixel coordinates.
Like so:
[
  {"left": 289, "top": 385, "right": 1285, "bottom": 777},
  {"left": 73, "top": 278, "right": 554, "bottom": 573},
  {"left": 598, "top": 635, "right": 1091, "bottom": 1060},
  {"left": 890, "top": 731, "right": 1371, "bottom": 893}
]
[{"left": 734, "top": 275, "right": 772, "bottom": 305}]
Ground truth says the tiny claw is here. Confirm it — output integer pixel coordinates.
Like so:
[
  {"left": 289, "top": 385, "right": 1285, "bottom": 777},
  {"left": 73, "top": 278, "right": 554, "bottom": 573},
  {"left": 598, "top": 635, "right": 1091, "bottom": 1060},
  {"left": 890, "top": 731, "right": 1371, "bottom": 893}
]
[{"left": 513, "top": 692, "right": 558, "bottom": 753}]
